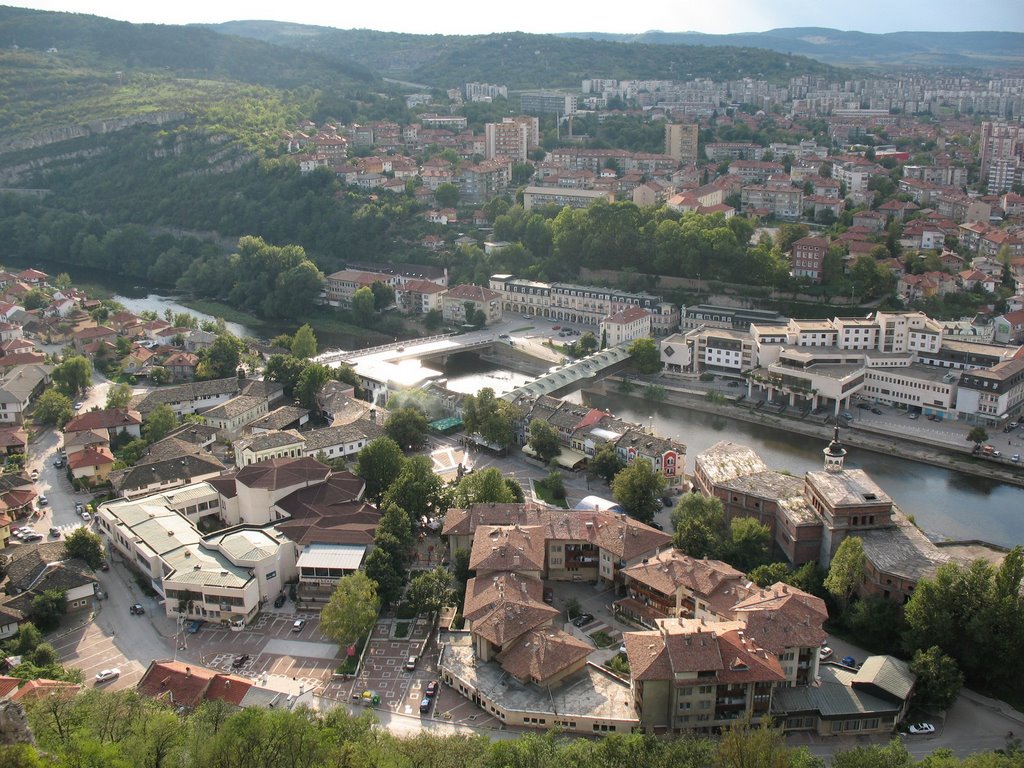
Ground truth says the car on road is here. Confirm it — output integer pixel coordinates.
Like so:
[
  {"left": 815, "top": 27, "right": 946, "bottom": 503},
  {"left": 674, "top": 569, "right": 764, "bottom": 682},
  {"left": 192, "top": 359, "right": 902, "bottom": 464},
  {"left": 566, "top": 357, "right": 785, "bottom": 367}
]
[
  {"left": 871, "top": 408, "right": 882, "bottom": 415},
  {"left": 53, "top": 457, "right": 65, "bottom": 468},
  {"left": 49, "top": 527, "right": 61, "bottom": 537},
  {"left": 30, "top": 469, "right": 38, "bottom": 480},
  {"left": 273, "top": 593, "right": 286, "bottom": 608},
  {"left": 543, "top": 586, "right": 554, "bottom": 604},
  {"left": 907, "top": 412, "right": 919, "bottom": 419},
  {"left": 908, "top": 723, "right": 935, "bottom": 735},
  {"left": 1013, "top": 454, "right": 1021, "bottom": 463},
  {"left": 727, "top": 380, "right": 740, "bottom": 387},
  {"left": 73, "top": 402, "right": 83, "bottom": 410},
  {"left": 404, "top": 655, "right": 417, "bottom": 671},
  {"left": 819, "top": 645, "right": 833, "bottom": 660},
  {"left": 37, "top": 495, "right": 48, "bottom": 506},
  {"left": 572, "top": 613, "right": 595, "bottom": 628},
  {"left": 650, "top": 520, "right": 664, "bottom": 530},
  {"left": 292, "top": 619, "right": 306, "bottom": 632},
  {"left": 231, "top": 654, "right": 250, "bottom": 668},
  {"left": 100, "top": 560, "right": 109, "bottom": 571},
  {"left": 498, "top": 333, "right": 510, "bottom": 340},
  {"left": 186, "top": 620, "right": 204, "bottom": 634},
  {"left": 840, "top": 656, "right": 857, "bottom": 668},
  {"left": 425, "top": 680, "right": 439, "bottom": 697},
  {"left": 856, "top": 403, "right": 871, "bottom": 410},
  {"left": 129, "top": 603, "right": 145, "bottom": 615},
  {"left": 75, "top": 502, "right": 84, "bottom": 514},
  {"left": 81, "top": 512, "right": 91, "bottom": 523},
  {"left": 95, "top": 668, "right": 120, "bottom": 684},
  {"left": 419, "top": 696, "right": 433, "bottom": 714}
]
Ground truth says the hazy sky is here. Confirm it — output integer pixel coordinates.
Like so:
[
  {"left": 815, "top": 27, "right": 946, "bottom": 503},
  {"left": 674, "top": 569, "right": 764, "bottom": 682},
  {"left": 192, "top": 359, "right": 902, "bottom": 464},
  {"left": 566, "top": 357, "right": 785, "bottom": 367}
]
[{"left": 9, "top": 0, "right": 1024, "bottom": 35}]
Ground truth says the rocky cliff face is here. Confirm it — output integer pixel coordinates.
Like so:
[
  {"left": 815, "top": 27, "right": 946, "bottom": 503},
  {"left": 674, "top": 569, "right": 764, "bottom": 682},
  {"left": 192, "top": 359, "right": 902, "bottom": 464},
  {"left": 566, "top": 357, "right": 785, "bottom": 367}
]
[
  {"left": 0, "top": 700, "right": 35, "bottom": 746},
  {"left": 0, "top": 111, "right": 189, "bottom": 156}
]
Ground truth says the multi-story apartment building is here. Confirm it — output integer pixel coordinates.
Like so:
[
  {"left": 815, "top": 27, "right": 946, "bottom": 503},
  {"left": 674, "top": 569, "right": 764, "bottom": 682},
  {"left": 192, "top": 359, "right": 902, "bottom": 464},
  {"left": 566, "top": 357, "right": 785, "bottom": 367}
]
[
  {"left": 484, "top": 120, "right": 528, "bottom": 162},
  {"left": 955, "top": 357, "right": 1024, "bottom": 426},
  {"left": 520, "top": 91, "right": 577, "bottom": 116},
  {"left": 324, "top": 269, "right": 396, "bottom": 308},
  {"left": 741, "top": 182, "right": 803, "bottom": 220},
  {"left": 600, "top": 306, "right": 651, "bottom": 347},
  {"left": 729, "top": 160, "right": 786, "bottom": 184},
  {"left": 465, "top": 82, "right": 508, "bottom": 101},
  {"left": 522, "top": 186, "right": 614, "bottom": 211},
  {"left": 664, "top": 122, "right": 699, "bottom": 163},
  {"left": 791, "top": 236, "right": 830, "bottom": 283},
  {"left": 979, "top": 120, "right": 1024, "bottom": 193}
]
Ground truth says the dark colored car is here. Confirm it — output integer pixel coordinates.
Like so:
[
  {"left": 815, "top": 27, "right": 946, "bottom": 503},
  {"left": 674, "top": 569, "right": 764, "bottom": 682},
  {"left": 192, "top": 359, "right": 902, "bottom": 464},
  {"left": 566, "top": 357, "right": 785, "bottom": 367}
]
[
  {"left": 650, "top": 521, "right": 664, "bottom": 530},
  {"left": 419, "top": 696, "right": 433, "bottom": 714},
  {"left": 543, "top": 587, "right": 554, "bottom": 604},
  {"left": 871, "top": 408, "right": 882, "bottom": 415},
  {"left": 425, "top": 680, "right": 439, "bottom": 697},
  {"left": 130, "top": 603, "right": 145, "bottom": 615},
  {"left": 231, "top": 654, "right": 250, "bottom": 668},
  {"left": 273, "top": 593, "right": 286, "bottom": 608},
  {"left": 572, "top": 613, "right": 594, "bottom": 627},
  {"left": 186, "top": 620, "right": 204, "bottom": 634},
  {"left": 840, "top": 655, "right": 857, "bottom": 667}
]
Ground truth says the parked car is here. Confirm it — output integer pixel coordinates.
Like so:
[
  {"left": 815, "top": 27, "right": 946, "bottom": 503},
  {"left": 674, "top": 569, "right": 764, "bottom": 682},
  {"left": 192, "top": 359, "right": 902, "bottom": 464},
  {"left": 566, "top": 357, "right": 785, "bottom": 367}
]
[
  {"left": 543, "top": 587, "right": 554, "bottom": 604},
  {"left": 404, "top": 656, "right": 417, "bottom": 671},
  {"left": 727, "top": 380, "right": 741, "bottom": 387},
  {"left": 650, "top": 520, "right": 664, "bottom": 530},
  {"left": 100, "top": 560, "right": 109, "bottom": 571},
  {"left": 53, "top": 457, "right": 65, "bottom": 468},
  {"left": 425, "top": 680, "right": 439, "bottom": 697},
  {"left": 75, "top": 502, "right": 84, "bottom": 514},
  {"left": 856, "top": 403, "right": 871, "bottom": 410},
  {"left": 186, "top": 620, "right": 204, "bottom": 634},
  {"left": 908, "top": 723, "right": 935, "bottom": 735},
  {"left": 419, "top": 696, "right": 433, "bottom": 714},
  {"left": 73, "top": 402, "right": 83, "bottom": 411},
  {"left": 49, "top": 527, "right": 61, "bottom": 537},
  {"left": 1013, "top": 454, "right": 1020, "bottom": 463},
  {"left": 29, "top": 469, "right": 38, "bottom": 480},
  {"left": 23, "top": 532, "right": 43, "bottom": 542},
  {"left": 292, "top": 619, "right": 306, "bottom": 632},
  {"left": 572, "top": 613, "right": 595, "bottom": 628},
  {"left": 37, "top": 495, "right": 48, "bottom": 506},
  {"left": 95, "top": 668, "right": 120, "bottom": 684},
  {"left": 129, "top": 603, "right": 145, "bottom": 615},
  {"left": 273, "top": 593, "right": 287, "bottom": 608},
  {"left": 840, "top": 656, "right": 857, "bottom": 668},
  {"left": 819, "top": 645, "right": 833, "bottom": 660},
  {"left": 81, "top": 512, "right": 91, "bottom": 523},
  {"left": 231, "top": 654, "right": 250, "bottom": 669},
  {"left": 907, "top": 412, "right": 919, "bottom": 420},
  {"left": 871, "top": 408, "right": 882, "bottom": 415}
]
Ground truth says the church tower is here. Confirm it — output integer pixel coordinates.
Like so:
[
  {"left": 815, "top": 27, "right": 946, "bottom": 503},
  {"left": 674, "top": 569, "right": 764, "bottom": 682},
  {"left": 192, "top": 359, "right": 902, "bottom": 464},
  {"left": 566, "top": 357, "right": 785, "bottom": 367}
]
[{"left": 823, "top": 424, "right": 847, "bottom": 473}]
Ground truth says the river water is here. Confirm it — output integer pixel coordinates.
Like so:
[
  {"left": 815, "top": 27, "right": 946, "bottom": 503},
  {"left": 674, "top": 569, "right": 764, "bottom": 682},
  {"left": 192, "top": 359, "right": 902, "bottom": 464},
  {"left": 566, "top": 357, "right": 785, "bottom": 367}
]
[{"left": 583, "top": 392, "right": 1024, "bottom": 549}]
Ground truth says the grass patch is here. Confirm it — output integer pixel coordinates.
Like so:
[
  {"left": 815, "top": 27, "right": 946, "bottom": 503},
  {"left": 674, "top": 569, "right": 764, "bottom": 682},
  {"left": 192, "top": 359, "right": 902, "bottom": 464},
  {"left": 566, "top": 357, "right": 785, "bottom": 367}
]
[
  {"left": 510, "top": 326, "right": 533, "bottom": 333},
  {"left": 533, "top": 479, "right": 569, "bottom": 508},
  {"left": 394, "top": 621, "right": 410, "bottom": 639},
  {"left": 605, "top": 652, "right": 630, "bottom": 676},
  {"left": 335, "top": 633, "right": 369, "bottom": 676},
  {"left": 395, "top": 602, "right": 418, "bottom": 620},
  {"left": 590, "top": 630, "right": 614, "bottom": 649}
]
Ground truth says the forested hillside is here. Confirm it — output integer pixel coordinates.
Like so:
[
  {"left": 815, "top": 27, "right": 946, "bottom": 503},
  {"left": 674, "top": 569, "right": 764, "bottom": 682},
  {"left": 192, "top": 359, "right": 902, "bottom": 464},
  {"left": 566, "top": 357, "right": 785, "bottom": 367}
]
[{"left": 207, "top": 24, "right": 842, "bottom": 88}]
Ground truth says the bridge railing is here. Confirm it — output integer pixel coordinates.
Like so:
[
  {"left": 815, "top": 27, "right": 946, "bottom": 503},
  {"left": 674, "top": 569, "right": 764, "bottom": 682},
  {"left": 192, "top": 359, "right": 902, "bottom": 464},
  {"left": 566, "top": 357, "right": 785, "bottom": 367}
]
[{"left": 315, "top": 333, "right": 459, "bottom": 364}]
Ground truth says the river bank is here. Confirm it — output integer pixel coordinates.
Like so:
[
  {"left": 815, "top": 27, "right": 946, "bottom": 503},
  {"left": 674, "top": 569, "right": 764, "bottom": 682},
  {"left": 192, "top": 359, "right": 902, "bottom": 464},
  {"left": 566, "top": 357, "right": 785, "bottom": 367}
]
[{"left": 584, "top": 376, "right": 1024, "bottom": 491}]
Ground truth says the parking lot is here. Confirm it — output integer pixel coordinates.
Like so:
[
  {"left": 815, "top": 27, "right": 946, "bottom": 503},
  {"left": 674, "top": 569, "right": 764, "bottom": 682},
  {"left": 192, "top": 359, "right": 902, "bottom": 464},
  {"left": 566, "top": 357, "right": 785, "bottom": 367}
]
[{"left": 49, "top": 621, "right": 144, "bottom": 692}]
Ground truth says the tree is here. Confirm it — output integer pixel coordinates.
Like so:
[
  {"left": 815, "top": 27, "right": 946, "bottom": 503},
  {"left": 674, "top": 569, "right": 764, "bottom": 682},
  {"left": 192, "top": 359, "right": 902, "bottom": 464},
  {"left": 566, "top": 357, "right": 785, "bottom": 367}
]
[
  {"left": 264, "top": 354, "right": 309, "bottom": 397},
  {"left": 406, "top": 567, "right": 457, "bottom": 615},
  {"left": 63, "top": 528, "right": 105, "bottom": 570},
  {"left": 462, "top": 388, "right": 518, "bottom": 450},
  {"left": 611, "top": 460, "right": 666, "bottom": 525},
  {"left": 424, "top": 308, "right": 443, "bottom": 331},
  {"left": 726, "top": 518, "right": 773, "bottom": 572},
  {"left": 910, "top": 646, "right": 964, "bottom": 712},
  {"left": 52, "top": 356, "right": 92, "bottom": 397},
  {"left": 29, "top": 589, "right": 67, "bottom": 632},
  {"left": 351, "top": 286, "right": 376, "bottom": 320},
  {"left": 197, "top": 335, "right": 241, "bottom": 380},
  {"left": 369, "top": 281, "right": 395, "bottom": 311},
  {"left": 143, "top": 404, "right": 177, "bottom": 444},
  {"left": 527, "top": 418, "right": 561, "bottom": 463},
  {"left": 544, "top": 467, "right": 566, "bottom": 501},
  {"left": 290, "top": 324, "right": 317, "bottom": 359},
  {"left": 375, "top": 503, "right": 415, "bottom": 561},
  {"left": 453, "top": 467, "right": 516, "bottom": 506},
  {"left": 749, "top": 562, "right": 791, "bottom": 588},
  {"left": 321, "top": 572, "right": 379, "bottom": 648},
  {"left": 34, "top": 390, "right": 73, "bottom": 427},
  {"left": 385, "top": 407, "right": 429, "bottom": 450},
  {"left": 716, "top": 716, "right": 813, "bottom": 768},
  {"left": 12, "top": 623, "right": 42, "bottom": 655},
  {"left": 31, "top": 642, "right": 59, "bottom": 668},
  {"left": 105, "top": 383, "right": 133, "bottom": 409},
  {"left": 672, "top": 494, "right": 727, "bottom": 558},
  {"left": 295, "top": 362, "right": 331, "bottom": 411},
  {"left": 577, "top": 331, "right": 599, "bottom": 355},
  {"left": 364, "top": 547, "right": 404, "bottom": 607},
  {"left": 628, "top": 337, "right": 660, "bottom": 373},
  {"left": 967, "top": 426, "right": 989, "bottom": 448},
  {"left": 434, "top": 183, "right": 460, "bottom": 208},
  {"left": 452, "top": 548, "right": 472, "bottom": 584},
  {"left": 383, "top": 456, "right": 446, "bottom": 522},
  {"left": 588, "top": 441, "right": 625, "bottom": 484},
  {"left": 22, "top": 288, "right": 47, "bottom": 310},
  {"left": 356, "top": 437, "right": 406, "bottom": 503},
  {"left": 847, "top": 597, "right": 904, "bottom": 651},
  {"left": 824, "top": 536, "right": 865, "bottom": 610}
]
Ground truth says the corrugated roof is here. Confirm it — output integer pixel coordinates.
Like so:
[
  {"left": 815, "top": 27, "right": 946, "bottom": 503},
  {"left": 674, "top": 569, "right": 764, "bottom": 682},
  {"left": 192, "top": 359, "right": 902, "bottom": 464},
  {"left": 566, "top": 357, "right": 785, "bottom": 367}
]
[
  {"left": 296, "top": 543, "right": 366, "bottom": 570},
  {"left": 853, "top": 655, "right": 915, "bottom": 701}
]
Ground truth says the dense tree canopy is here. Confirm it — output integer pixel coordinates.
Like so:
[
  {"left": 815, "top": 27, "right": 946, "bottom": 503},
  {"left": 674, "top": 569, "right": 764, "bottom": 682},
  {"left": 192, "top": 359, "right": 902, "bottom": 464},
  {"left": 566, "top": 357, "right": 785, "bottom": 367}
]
[{"left": 611, "top": 460, "right": 665, "bottom": 524}]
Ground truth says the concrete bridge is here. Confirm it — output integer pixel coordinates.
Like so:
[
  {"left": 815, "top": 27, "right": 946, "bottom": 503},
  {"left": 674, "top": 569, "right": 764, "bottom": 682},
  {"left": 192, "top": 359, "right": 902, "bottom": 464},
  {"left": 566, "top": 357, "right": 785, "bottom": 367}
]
[{"left": 315, "top": 330, "right": 498, "bottom": 368}]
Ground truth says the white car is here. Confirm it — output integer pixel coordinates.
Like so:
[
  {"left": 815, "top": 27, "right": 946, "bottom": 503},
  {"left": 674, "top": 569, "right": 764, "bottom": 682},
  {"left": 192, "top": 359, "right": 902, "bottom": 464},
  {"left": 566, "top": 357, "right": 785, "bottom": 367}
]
[
  {"left": 95, "top": 668, "right": 120, "bottom": 684},
  {"left": 819, "top": 645, "right": 833, "bottom": 660},
  {"left": 908, "top": 722, "right": 935, "bottom": 735},
  {"left": 29, "top": 469, "right": 38, "bottom": 480},
  {"left": 292, "top": 619, "right": 306, "bottom": 632}
]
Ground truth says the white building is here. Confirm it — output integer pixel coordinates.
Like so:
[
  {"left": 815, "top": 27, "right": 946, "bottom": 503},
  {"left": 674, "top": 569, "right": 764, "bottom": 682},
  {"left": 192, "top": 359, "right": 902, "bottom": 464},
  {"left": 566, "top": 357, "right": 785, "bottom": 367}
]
[{"left": 601, "top": 306, "right": 652, "bottom": 347}]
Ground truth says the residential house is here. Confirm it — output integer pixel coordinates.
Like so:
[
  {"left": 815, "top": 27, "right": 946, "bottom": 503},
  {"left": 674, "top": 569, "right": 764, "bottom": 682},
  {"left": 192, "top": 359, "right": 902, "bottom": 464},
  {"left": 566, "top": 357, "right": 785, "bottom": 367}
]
[
  {"left": 72, "top": 326, "right": 117, "bottom": 354},
  {"left": 600, "top": 306, "right": 652, "bottom": 347},
  {"left": 0, "top": 364, "right": 53, "bottom": 425},
  {"left": 63, "top": 408, "right": 143, "bottom": 441},
  {"left": 1, "top": 541, "right": 97, "bottom": 616},
  {"left": 442, "top": 284, "right": 503, "bottom": 326},
  {"left": 791, "top": 236, "right": 830, "bottom": 283},
  {"left": 164, "top": 352, "right": 199, "bottom": 382},
  {"left": 234, "top": 430, "right": 306, "bottom": 467},
  {"left": 68, "top": 445, "right": 116, "bottom": 484},
  {"left": 202, "top": 396, "right": 270, "bottom": 438}
]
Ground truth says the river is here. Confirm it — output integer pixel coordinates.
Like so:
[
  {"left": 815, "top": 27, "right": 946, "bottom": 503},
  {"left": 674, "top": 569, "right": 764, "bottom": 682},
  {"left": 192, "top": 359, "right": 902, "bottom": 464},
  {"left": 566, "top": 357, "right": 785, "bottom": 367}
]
[{"left": 583, "top": 392, "right": 1024, "bottom": 549}]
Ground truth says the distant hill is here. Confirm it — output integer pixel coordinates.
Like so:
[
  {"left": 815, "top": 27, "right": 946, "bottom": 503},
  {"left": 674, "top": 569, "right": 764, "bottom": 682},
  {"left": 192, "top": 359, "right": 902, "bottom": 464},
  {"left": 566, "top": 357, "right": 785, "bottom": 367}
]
[
  {"left": 558, "top": 28, "right": 1024, "bottom": 70},
  {"left": 204, "top": 23, "right": 841, "bottom": 89}
]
